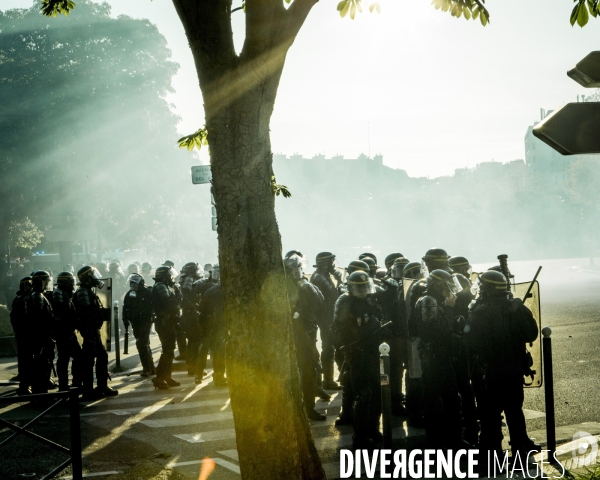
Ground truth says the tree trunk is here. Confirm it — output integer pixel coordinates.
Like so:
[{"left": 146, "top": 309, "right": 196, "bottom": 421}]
[
  {"left": 172, "top": 2, "right": 324, "bottom": 476},
  {"left": 208, "top": 88, "right": 326, "bottom": 479}
]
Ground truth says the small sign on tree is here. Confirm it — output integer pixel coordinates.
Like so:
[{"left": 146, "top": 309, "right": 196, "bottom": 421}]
[{"left": 191, "top": 165, "right": 212, "bottom": 184}]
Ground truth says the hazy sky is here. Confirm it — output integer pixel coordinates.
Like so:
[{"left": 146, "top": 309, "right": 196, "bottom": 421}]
[{"left": 3, "top": 0, "right": 599, "bottom": 177}]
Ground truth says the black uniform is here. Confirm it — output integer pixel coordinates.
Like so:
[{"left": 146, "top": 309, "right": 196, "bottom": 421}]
[
  {"left": 196, "top": 283, "right": 226, "bottom": 384},
  {"left": 332, "top": 293, "right": 386, "bottom": 446},
  {"left": 24, "top": 288, "right": 55, "bottom": 394},
  {"left": 122, "top": 285, "right": 155, "bottom": 375},
  {"left": 180, "top": 273, "right": 201, "bottom": 374},
  {"left": 191, "top": 278, "right": 218, "bottom": 377},
  {"left": 310, "top": 269, "right": 342, "bottom": 385},
  {"left": 466, "top": 296, "right": 539, "bottom": 455},
  {"left": 151, "top": 281, "right": 182, "bottom": 381},
  {"left": 10, "top": 288, "right": 32, "bottom": 394},
  {"left": 73, "top": 285, "right": 109, "bottom": 396},
  {"left": 414, "top": 293, "right": 463, "bottom": 448},
  {"left": 287, "top": 277, "right": 324, "bottom": 417},
  {"left": 51, "top": 286, "right": 83, "bottom": 390}
]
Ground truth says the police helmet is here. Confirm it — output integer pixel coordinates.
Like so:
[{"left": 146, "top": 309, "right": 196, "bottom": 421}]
[
  {"left": 391, "top": 257, "right": 410, "bottom": 280},
  {"left": 127, "top": 263, "right": 140, "bottom": 275},
  {"left": 154, "top": 265, "right": 177, "bottom": 283},
  {"left": 426, "top": 269, "right": 460, "bottom": 296},
  {"left": 141, "top": 262, "right": 152, "bottom": 272},
  {"left": 347, "top": 260, "right": 369, "bottom": 275},
  {"left": 127, "top": 273, "right": 145, "bottom": 286},
  {"left": 284, "top": 254, "right": 306, "bottom": 280},
  {"left": 358, "top": 253, "right": 378, "bottom": 264},
  {"left": 449, "top": 256, "right": 472, "bottom": 276},
  {"left": 19, "top": 276, "right": 32, "bottom": 289},
  {"left": 361, "top": 257, "right": 378, "bottom": 278},
  {"left": 63, "top": 264, "right": 74, "bottom": 274},
  {"left": 403, "top": 262, "right": 422, "bottom": 280},
  {"left": 480, "top": 270, "right": 508, "bottom": 296},
  {"left": 181, "top": 262, "right": 201, "bottom": 277},
  {"left": 57, "top": 271, "right": 76, "bottom": 288},
  {"left": 163, "top": 260, "right": 175, "bottom": 268},
  {"left": 77, "top": 265, "right": 105, "bottom": 289},
  {"left": 285, "top": 250, "right": 303, "bottom": 260},
  {"left": 453, "top": 273, "right": 471, "bottom": 291},
  {"left": 32, "top": 270, "right": 51, "bottom": 283},
  {"left": 314, "top": 252, "right": 335, "bottom": 269},
  {"left": 384, "top": 253, "right": 404, "bottom": 270},
  {"left": 347, "top": 270, "right": 375, "bottom": 298}
]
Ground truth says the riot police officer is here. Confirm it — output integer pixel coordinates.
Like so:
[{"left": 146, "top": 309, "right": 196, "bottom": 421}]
[
  {"left": 74, "top": 266, "right": 118, "bottom": 400},
  {"left": 284, "top": 254, "right": 325, "bottom": 421},
  {"left": 10, "top": 276, "right": 33, "bottom": 395},
  {"left": 51, "top": 271, "right": 83, "bottom": 391},
  {"left": 123, "top": 273, "right": 155, "bottom": 377},
  {"left": 466, "top": 270, "right": 541, "bottom": 459},
  {"left": 310, "top": 252, "right": 343, "bottom": 391},
  {"left": 333, "top": 270, "right": 387, "bottom": 448},
  {"left": 151, "top": 265, "right": 183, "bottom": 389},
  {"left": 24, "top": 271, "right": 55, "bottom": 394},
  {"left": 196, "top": 266, "right": 227, "bottom": 387},
  {"left": 179, "top": 262, "right": 203, "bottom": 375},
  {"left": 413, "top": 269, "right": 466, "bottom": 448},
  {"left": 193, "top": 264, "right": 221, "bottom": 382}
]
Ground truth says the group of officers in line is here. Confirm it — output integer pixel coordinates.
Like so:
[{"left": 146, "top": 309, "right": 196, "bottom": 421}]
[
  {"left": 9, "top": 248, "right": 540, "bottom": 462},
  {"left": 284, "top": 248, "right": 540, "bottom": 462},
  {"left": 9, "top": 260, "right": 225, "bottom": 401}
]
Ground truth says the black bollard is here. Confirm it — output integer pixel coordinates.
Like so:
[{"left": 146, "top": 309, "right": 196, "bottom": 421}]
[
  {"left": 113, "top": 301, "right": 120, "bottom": 369},
  {"left": 542, "top": 326, "right": 556, "bottom": 461},
  {"left": 380, "top": 342, "right": 393, "bottom": 449},
  {"left": 69, "top": 387, "right": 83, "bottom": 480}
]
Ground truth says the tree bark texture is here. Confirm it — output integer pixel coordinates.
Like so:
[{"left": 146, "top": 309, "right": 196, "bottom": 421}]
[{"left": 171, "top": 1, "right": 325, "bottom": 479}]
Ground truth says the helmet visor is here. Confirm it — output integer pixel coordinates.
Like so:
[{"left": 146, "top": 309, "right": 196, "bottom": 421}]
[
  {"left": 349, "top": 277, "right": 376, "bottom": 298},
  {"left": 391, "top": 263, "right": 404, "bottom": 280},
  {"left": 420, "top": 260, "right": 429, "bottom": 279},
  {"left": 127, "top": 274, "right": 144, "bottom": 285}
]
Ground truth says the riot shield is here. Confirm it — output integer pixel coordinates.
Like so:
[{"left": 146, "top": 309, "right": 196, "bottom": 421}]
[
  {"left": 513, "top": 280, "right": 543, "bottom": 388},
  {"left": 95, "top": 278, "right": 112, "bottom": 351},
  {"left": 403, "top": 278, "right": 415, "bottom": 301},
  {"left": 335, "top": 266, "right": 348, "bottom": 285}
]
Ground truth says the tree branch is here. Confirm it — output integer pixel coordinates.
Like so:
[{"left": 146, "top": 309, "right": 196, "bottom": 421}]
[{"left": 284, "top": 0, "right": 319, "bottom": 43}]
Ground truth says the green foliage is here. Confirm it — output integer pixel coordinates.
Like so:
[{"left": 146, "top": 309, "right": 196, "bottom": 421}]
[
  {"left": 177, "top": 127, "right": 209, "bottom": 151},
  {"left": 337, "top": 0, "right": 381, "bottom": 19},
  {"left": 431, "top": 0, "right": 490, "bottom": 25},
  {"left": 571, "top": 0, "right": 599, "bottom": 27},
  {"left": 271, "top": 176, "right": 292, "bottom": 198},
  {"left": 40, "top": 0, "right": 75, "bottom": 17},
  {"left": 9, "top": 218, "right": 43, "bottom": 250},
  {"left": 0, "top": 0, "right": 185, "bottom": 253}
]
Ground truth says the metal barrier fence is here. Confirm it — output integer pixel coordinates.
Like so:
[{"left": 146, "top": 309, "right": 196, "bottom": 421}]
[{"left": 0, "top": 387, "right": 82, "bottom": 480}]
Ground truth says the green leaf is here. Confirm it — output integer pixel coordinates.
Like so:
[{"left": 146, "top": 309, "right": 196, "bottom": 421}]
[
  {"left": 480, "top": 9, "right": 488, "bottom": 25},
  {"left": 578, "top": 1, "right": 590, "bottom": 26},
  {"left": 337, "top": 0, "right": 347, "bottom": 11},
  {"left": 340, "top": 0, "right": 350, "bottom": 17},
  {"left": 350, "top": 2, "right": 357, "bottom": 19},
  {"left": 570, "top": 3, "right": 580, "bottom": 25},
  {"left": 472, "top": 7, "right": 480, "bottom": 19},
  {"left": 464, "top": 7, "right": 471, "bottom": 19},
  {"left": 177, "top": 126, "right": 209, "bottom": 152},
  {"left": 271, "top": 176, "right": 292, "bottom": 198}
]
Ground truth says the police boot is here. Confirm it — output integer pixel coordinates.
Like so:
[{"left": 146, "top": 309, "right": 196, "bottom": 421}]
[
  {"left": 335, "top": 377, "right": 353, "bottom": 425},
  {"left": 165, "top": 377, "right": 181, "bottom": 387},
  {"left": 152, "top": 378, "right": 169, "bottom": 390},
  {"left": 511, "top": 439, "right": 541, "bottom": 459},
  {"left": 307, "top": 409, "right": 327, "bottom": 421},
  {"left": 97, "top": 385, "right": 118, "bottom": 397},
  {"left": 323, "top": 363, "right": 342, "bottom": 390}
]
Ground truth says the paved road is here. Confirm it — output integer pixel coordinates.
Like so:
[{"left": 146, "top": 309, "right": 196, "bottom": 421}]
[{"left": 0, "top": 257, "right": 599, "bottom": 479}]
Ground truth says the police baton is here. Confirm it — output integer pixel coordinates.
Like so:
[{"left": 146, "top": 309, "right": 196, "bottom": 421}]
[
  {"left": 338, "top": 321, "right": 392, "bottom": 352},
  {"left": 380, "top": 342, "right": 393, "bottom": 449},
  {"left": 123, "top": 326, "right": 129, "bottom": 355}
]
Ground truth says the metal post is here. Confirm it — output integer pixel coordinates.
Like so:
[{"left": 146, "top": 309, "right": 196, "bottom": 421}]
[
  {"left": 113, "top": 301, "right": 120, "bottom": 369},
  {"left": 542, "top": 326, "right": 556, "bottom": 460},
  {"left": 69, "top": 387, "right": 83, "bottom": 480},
  {"left": 379, "top": 342, "right": 392, "bottom": 449}
]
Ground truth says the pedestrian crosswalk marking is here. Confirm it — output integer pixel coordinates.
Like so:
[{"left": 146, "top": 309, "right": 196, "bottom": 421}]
[
  {"left": 140, "top": 411, "right": 234, "bottom": 428},
  {"left": 174, "top": 428, "right": 237, "bottom": 443},
  {"left": 107, "top": 398, "right": 231, "bottom": 416}
]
